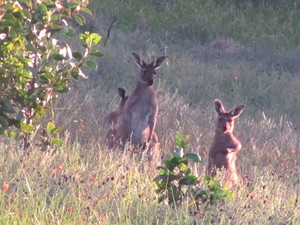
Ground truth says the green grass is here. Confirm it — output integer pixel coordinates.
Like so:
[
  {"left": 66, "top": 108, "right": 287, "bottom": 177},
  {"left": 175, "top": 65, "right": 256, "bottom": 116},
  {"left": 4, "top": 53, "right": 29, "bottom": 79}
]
[{"left": 91, "top": 0, "right": 300, "bottom": 49}]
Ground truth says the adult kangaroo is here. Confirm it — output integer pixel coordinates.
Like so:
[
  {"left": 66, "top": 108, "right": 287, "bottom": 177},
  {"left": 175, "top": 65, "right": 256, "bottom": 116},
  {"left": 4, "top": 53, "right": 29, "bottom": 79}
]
[
  {"left": 208, "top": 99, "right": 246, "bottom": 186},
  {"left": 118, "top": 53, "right": 166, "bottom": 148}
]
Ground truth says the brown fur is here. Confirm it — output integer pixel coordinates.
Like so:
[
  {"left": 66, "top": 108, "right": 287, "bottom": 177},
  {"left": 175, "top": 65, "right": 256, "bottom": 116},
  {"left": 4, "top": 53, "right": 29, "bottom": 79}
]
[
  {"left": 104, "top": 87, "right": 159, "bottom": 149},
  {"left": 118, "top": 53, "right": 166, "bottom": 148},
  {"left": 208, "top": 99, "right": 246, "bottom": 186},
  {"left": 104, "top": 87, "right": 128, "bottom": 148},
  {"left": 103, "top": 87, "right": 128, "bottom": 127}
]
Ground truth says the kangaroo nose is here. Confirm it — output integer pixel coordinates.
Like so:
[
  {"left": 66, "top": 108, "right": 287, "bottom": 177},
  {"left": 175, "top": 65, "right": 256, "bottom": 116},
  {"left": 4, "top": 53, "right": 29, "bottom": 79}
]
[{"left": 148, "top": 80, "right": 154, "bottom": 85}]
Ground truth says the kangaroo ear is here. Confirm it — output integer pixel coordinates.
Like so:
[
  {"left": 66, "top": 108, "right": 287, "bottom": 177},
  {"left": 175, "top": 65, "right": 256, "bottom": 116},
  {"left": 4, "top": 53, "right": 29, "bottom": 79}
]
[
  {"left": 153, "top": 56, "right": 167, "bottom": 69},
  {"left": 214, "top": 99, "right": 225, "bottom": 114},
  {"left": 231, "top": 105, "right": 246, "bottom": 118},
  {"left": 118, "top": 87, "right": 126, "bottom": 98},
  {"left": 133, "top": 52, "right": 145, "bottom": 67}
]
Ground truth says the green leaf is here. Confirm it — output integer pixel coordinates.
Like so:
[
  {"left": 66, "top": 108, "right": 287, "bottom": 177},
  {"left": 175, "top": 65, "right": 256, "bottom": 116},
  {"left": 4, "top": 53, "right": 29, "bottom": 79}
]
[
  {"left": 51, "top": 138, "right": 64, "bottom": 147},
  {"left": 4, "top": 130, "right": 16, "bottom": 137},
  {"left": 64, "top": 28, "right": 75, "bottom": 37},
  {"left": 179, "top": 175, "right": 198, "bottom": 185},
  {"left": 184, "top": 152, "right": 201, "bottom": 162},
  {"left": 56, "top": 86, "right": 69, "bottom": 93},
  {"left": 89, "top": 33, "right": 102, "bottom": 45},
  {"left": 73, "top": 15, "right": 86, "bottom": 26},
  {"left": 51, "top": 53, "right": 65, "bottom": 61},
  {"left": 80, "top": 7, "right": 92, "bottom": 15},
  {"left": 0, "top": 100, "right": 16, "bottom": 113},
  {"left": 0, "top": 115, "right": 9, "bottom": 128},
  {"left": 46, "top": 122, "right": 56, "bottom": 136},
  {"left": 175, "top": 131, "right": 187, "bottom": 149},
  {"left": 22, "top": 10, "right": 31, "bottom": 20},
  {"left": 51, "top": 14, "right": 61, "bottom": 21},
  {"left": 37, "top": 4, "right": 47, "bottom": 13},
  {"left": 90, "top": 49, "right": 103, "bottom": 57},
  {"left": 21, "top": 123, "right": 36, "bottom": 132},
  {"left": 85, "top": 60, "right": 97, "bottom": 71},
  {"left": 8, "top": 118, "right": 21, "bottom": 128},
  {"left": 72, "top": 52, "right": 82, "bottom": 61},
  {"left": 1, "top": 19, "right": 16, "bottom": 27},
  {"left": 153, "top": 174, "right": 178, "bottom": 183},
  {"left": 71, "top": 68, "right": 80, "bottom": 80}
]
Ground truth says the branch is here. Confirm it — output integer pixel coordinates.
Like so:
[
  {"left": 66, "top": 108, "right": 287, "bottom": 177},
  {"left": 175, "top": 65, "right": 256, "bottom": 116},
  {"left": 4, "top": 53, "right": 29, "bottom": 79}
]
[{"left": 104, "top": 15, "right": 117, "bottom": 46}]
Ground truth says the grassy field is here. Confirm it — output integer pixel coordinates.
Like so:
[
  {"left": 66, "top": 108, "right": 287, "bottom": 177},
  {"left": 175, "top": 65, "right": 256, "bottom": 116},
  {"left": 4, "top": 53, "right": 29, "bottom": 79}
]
[{"left": 1, "top": 0, "right": 300, "bottom": 224}]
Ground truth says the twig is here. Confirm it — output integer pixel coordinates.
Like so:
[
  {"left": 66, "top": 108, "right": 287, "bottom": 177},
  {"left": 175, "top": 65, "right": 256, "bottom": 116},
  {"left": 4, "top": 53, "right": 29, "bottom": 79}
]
[{"left": 104, "top": 15, "right": 117, "bottom": 46}]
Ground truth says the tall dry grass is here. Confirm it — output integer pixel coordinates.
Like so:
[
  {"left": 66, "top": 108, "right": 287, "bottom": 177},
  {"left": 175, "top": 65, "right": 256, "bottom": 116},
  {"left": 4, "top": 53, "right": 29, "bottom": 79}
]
[{"left": 1, "top": 0, "right": 300, "bottom": 224}]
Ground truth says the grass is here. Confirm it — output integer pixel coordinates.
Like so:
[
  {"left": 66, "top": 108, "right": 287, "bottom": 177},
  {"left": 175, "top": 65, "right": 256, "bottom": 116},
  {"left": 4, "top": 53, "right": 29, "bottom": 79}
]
[
  {"left": 1, "top": 0, "right": 300, "bottom": 224},
  {"left": 0, "top": 114, "right": 299, "bottom": 224},
  {"left": 91, "top": 0, "right": 300, "bottom": 49}
]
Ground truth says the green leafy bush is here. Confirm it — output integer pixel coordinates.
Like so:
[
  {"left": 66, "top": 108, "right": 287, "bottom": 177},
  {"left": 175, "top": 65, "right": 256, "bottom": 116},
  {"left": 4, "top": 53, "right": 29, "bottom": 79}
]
[{"left": 0, "top": 0, "right": 101, "bottom": 149}]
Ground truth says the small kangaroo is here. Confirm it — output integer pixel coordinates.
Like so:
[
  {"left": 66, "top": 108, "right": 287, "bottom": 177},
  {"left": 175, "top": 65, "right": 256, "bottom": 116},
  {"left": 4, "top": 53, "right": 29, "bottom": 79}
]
[
  {"left": 103, "top": 87, "right": 128, "bottom": 127},
  {"left": 118, "top": 53, "right": 166, "bottom": 148},
  {"left": 208, "top": 99, "right": 246, "bottom": 186},
  {"left": 104, "top": 87, "right": 128, "bottom": 148}
]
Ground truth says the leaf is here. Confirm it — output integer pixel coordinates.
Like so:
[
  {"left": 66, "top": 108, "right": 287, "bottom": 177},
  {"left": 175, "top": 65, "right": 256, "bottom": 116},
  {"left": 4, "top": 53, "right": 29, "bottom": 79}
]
[
  {"left": 179, "top": 175, "right": 198, "bottom": 185},
  {"left": 153, "top": 174, "right": 178, "bottom": 183},
  {"left": 71, "top": 68, "right": 80, "bottom": 80},
  {"left": 56, "top": 86, "right": 69, "bottom": 93},
  {"left": 72, "top": 52, "right": 82, "bottom": 61},
  {"left": 184, "top": 152, "right": 201, "bottom": 162},
  {"left": 85, "top": 60, "right": 97, "bottom": 71},
  {"left": 90, "top": 49, "right": 103, "bottom": 57},
  {"left": 80, "top": 7, "right": 92, "bottom": 15},
  {"left": 73, "top": 15, "right": 86, "bottom": 26},
  {"left": 0, "top": 115, "right": 9, "bottom": 128},
  {"left": 51, "top": 53, "right": 65, "bottom": 61},
  {"left": 51, "top": 138, "right": 64, "bottom": 147},
  {"left": 8, "top": 118, "right": 20, "bottom": 128},
  {"left": 22, "top": 10, "right": 31, "bottom": 20},
  {"left": 0, "top": 100, "right": 16, "bottom": 113},
  {"left": 37, "top": 4, "right": 47, "bottom": 13},
  {"left": 4, "top": 130, "right": 16, "bottom": 137},
  {"left": 46, "top": 122, "right": 56, "bottom": 136},
  {"left": 89, "top": 33, "right": 102, "bottom": 45},
  {"left": 1, "top": 19, "right": 16, "bottom": 27},
  {"left": 20, "top": 123, "right": 36, "bottom": 132},
  {"left": 64, "top": 28, "right": 75, "bottom": 37}
]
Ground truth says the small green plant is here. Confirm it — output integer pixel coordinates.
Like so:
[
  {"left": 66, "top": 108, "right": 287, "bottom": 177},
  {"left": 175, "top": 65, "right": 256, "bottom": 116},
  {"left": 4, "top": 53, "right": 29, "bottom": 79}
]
[{"left": 154, "top": 132, "right": 232, "bottom": 209}]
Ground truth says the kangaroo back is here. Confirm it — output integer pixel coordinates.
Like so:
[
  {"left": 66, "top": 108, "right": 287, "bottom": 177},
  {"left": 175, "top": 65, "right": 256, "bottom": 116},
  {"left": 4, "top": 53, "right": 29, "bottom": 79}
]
[
  {"left": 118, "top": 53, "right": 166, "bottom": 148},
  {"left": 208, "top": 99, "right": 245, "bottom": 186}
]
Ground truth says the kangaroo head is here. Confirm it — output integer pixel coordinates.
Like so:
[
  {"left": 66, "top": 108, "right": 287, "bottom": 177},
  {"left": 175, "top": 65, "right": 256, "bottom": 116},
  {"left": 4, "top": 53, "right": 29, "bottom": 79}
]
[
  {"left": 117, "top": 87, "right": 128, "bottom": 110},
  {"left": 132, "top": 53, "right": 166, "bottom": 86},
  {"left": 214, "top": 99, "right": 245, "bottom": 133}
]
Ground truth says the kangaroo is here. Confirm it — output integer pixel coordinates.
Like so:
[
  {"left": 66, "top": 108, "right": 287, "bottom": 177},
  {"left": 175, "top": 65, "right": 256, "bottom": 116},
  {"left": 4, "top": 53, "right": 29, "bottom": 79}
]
[
  {"left": 103, "top": 87, "right": 128, "bottom": 127},
  {"left": 104, "top": 87, "right": 159, "bottom": 148},
  {"left": 104, "top": 87, "right": 128, "bottom": 148},
  {"left": 208, "top": 99, "right": 246, "bottom": 186},
  {"left": 118, "top": 53, "right": 166, "bottom": 148}
]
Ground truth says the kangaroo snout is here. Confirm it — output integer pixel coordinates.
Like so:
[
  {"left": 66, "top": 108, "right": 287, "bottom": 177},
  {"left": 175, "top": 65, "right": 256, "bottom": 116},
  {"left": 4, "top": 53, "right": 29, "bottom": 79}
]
[{"left": 147, "top": 79, "right": 154, "bottom": 86}]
